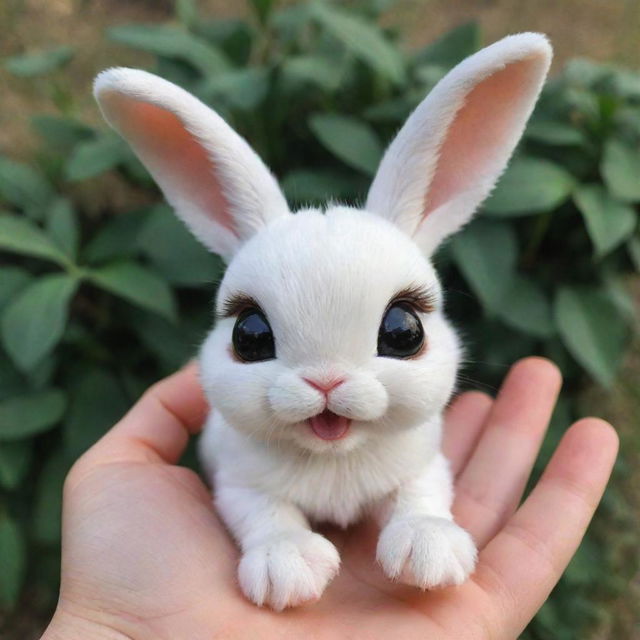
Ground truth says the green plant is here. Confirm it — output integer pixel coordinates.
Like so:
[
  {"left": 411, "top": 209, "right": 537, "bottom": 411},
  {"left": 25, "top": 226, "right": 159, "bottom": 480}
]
[{"left": 0, "top": 1, "right": 638, "bottom": 636}]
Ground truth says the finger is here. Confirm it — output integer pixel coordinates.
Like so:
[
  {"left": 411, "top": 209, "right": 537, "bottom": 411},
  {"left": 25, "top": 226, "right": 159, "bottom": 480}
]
[
  {"left": 78, "top": 362, "right": 209, "bottom": 468},
  {"left": 443, "top": 391, "right": 493, "bottom": 476},
  {"left": 453, "top": 358, "right": 562, "bottom": 547},
  {"left": 473, "top": 418, "right": 618, "bottom": 638}
]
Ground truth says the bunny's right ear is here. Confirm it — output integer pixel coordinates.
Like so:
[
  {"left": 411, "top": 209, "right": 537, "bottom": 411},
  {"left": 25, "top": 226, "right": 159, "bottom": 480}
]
[
  {"left": 366, "top": 33, "right": 552, "bottom": 255},
  {"left": 94, "top": 68, "right": 290, "bottom": 260}
]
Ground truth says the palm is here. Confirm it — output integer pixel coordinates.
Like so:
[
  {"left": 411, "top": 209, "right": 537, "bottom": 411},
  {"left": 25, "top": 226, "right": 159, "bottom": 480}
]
[{"left": 57, "top": 359, "right": 617, "bottom": 640}]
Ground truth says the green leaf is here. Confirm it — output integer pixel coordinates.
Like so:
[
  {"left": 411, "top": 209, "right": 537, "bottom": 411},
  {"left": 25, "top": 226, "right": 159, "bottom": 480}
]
[
  {"left": 0, "top": 389, "right": 66, "bottom": 441},
  {"left": 128, "top": 307, "right": 204, "bottom": 371},
  {"left": 601, "top": 139, "right": 640, "bottom": 203},
  {"left": 617, "top": 105, "right": 640, "bottom": 137},
  {"left": 0, "top": 158, "right": 53, "bottom": 216},
  {"left": 282, "top": 169, "right": 364, "bottom": 204},
  {"left": 525, "top": 120, "right": 587, "bottom": 146},
  {"left": 0, "top": 213, "right": 69, "bottom": 266},
  {"left": 46, "top": 198, "right": 79, "bottom": 259},
  {"left": 0, "top": 357, "right": 24, "bottom": 401},
  {"left": 413, "top": 64, "right": 447, "bottom": 90},
  {"left": 574, "top": 185, "right": 637, "bottom": 258},
  {"left": 483, "top": 157, "right": 575, "bottom": 217},
  {"left": 89, "top": 261, "right": 177, "bottom": 320},
  {"left": 468, "top": 318, "right": 535, "bottom": 373},
  {"left": 451, "top": 219, "right": 518, "bottom": 314},
  {"left": 311, "top": 2, "right": 405, "bottom": 85},
  {"left": 364, "top": 95, "right": 416, "bottom": 123},
  {"left": 628, "top": 237, "right": 640, "bottom": 272},
  {"left": 0, "top": 441, "right": 32, "bottom": 490},
  {"left": 65, "top": 134, "right": 128, "bottom": 181},
  {"left": 309, "top": 113, "right": 382, "bottom": 175},
  {"left": 107, "top": 24, "right": 230, "bottom": 76},
  {"left": 0, "top": 515, "right": 26, "bottom": 609},
  {"left": 33, "top": 449, "right": 70, "bottom": 545},
  {"left": 137, "top": 204, "right": 222, "bottom": 286},
  {"left": 564, "top": 58, "right": 610, "bottom": 89},
  {"left": 175, "top": 0, "right": 198, "bottom": 28},
  {"left": 84, "top": 208, "right": 150, "bottom": 264},
  {"left": 414, "top": 21, "right": 480, "bottom": 67},
  {"left": 369, "top": 0, "right": 398, "bottom": 13},
  {"left": 602, "top": 272, "right": 636, "bottom": 321},
  {"left": 554, "top": 286, "right": 628, "bottom": 386},
  {"left": 0, "top": 268, "right": 31, "bottom": 310},
  {"left": 1, "top": 274, "right": 78, "bottom": 372},
  {"left": 199, "top": 67, "right": 270, "bottom": 110},
  {"left": 498, "top": 275, "right": 555, "bottom": 338},
  {"left": 26, "top": 353, "right": 57, "bottom": 392},
  {"left": 194, "top": 18, "right": 253, "bottom": 66},
  {"left": 4, "top": 45, "right": 73, "bottom": 77},
  {"left": 611, "top": 67, "right": 640, "bottom": 99},
  {"left": 281, "top": 55, "right": 345, "bottom": 92},
  {"left": 272, "top": 4, "right": 311, "bottom": 42},
  {"left": 31, "top": 114, "right": 94, "bottom": 151},
  {"left": 563, "top": 539, "right": 602, "bottom": 588},
  {"left": 64, "top": 369, "right": 129, "bottom": 459},
  {"left": 249, "top": 0, "right": 274, "bottom": 24}
]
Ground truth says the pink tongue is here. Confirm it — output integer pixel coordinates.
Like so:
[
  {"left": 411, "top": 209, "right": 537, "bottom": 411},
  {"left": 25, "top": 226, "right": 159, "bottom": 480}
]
[{"left": 309, "top": 411, "right": 350, "bottom": 441}]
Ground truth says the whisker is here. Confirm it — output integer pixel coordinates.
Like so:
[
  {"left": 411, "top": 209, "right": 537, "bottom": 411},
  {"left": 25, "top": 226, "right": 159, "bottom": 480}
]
[
  {"left": 455, "top": 374, "right": 499, "bottom": 395},
  {"left": 443, "top": 287, "right": 478, "bottom": 302}
]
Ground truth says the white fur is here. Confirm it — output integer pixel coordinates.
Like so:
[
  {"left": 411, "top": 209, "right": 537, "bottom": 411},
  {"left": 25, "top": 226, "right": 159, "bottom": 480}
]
[
  {"left": 94, "top": 68, "right": 289, "bottom": 260},
  {"left": 95, "top": 33, "right": 552, "bottom": 610},
  {"left": 367, "top": 32, "right": 552, "bottom": 254}
]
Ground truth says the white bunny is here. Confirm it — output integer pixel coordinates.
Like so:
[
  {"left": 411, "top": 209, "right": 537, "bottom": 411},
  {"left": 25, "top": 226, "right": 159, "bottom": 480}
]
[{"left": 94, "top": 32, "right": 552, "bottom": 611}]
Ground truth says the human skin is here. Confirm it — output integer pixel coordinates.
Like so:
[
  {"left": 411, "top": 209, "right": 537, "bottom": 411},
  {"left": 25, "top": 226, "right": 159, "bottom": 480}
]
[{"left": 42, "top": 357, "right": 618, "bottom": 640}]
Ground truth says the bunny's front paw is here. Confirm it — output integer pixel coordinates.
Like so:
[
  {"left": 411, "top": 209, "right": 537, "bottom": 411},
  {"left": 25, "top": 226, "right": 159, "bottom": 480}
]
[
  {"left": 377, "top": 516, "right": 476, "bottom": 589},
  {"left": 238, "top": 531, "right": 340, "bottom": 610}
]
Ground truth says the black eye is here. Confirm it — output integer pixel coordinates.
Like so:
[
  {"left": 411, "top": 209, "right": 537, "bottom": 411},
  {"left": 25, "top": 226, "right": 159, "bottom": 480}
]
[
  {"left": 232, "top": 308, "right": 275, "bottom": 362},
  {"left": 377, "top": 302, "right": 424, "bottom": 358}
]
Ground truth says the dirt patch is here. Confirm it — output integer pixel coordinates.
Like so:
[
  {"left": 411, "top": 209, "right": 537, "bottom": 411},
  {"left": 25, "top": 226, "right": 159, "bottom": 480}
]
[
  {"left": 2, "top": 0, "right": 639, "bottom": 158},
  {"left": 393, "top": 0, "right": 640, "bottom": 71},
  {"left": 0, "top": 0, "right": 242, "bottom": 157}
]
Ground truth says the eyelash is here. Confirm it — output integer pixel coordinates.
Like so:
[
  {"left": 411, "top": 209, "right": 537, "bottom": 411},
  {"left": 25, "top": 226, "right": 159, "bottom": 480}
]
[
  {"left": 220, "top": 286, "right": 435, "bottom": 319},
  {"left": 387, "top": 286, "right": 435, "bottom": 314},
  {"left": 220, "top": 295, "right": 260, "bottom": 319}
]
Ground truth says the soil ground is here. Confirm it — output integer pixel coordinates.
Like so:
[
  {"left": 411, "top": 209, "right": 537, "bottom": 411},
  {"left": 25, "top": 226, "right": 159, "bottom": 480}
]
[{"left": 2, "top": 0, "right": 639, "bottom": 156}]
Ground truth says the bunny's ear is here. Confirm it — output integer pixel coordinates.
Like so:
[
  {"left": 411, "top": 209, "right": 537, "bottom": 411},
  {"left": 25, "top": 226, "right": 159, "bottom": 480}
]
[
  {"left": 94, "top": 68, "right": 290, "bottom": 260},
  {"left": 366, "top": 33, "right": 552, "bottom": 255}
]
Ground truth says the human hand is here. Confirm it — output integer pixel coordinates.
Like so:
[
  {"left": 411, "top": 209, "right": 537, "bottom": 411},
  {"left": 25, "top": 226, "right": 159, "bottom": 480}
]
[{"left": 43, "top": 358, "right": 618, "bottom": 640}]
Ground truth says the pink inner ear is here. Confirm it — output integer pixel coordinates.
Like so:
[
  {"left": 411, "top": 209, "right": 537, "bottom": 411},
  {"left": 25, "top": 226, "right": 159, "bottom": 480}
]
[
  {"left": 114, "top": 98, "right": 236, "bottom": 235},
  {"left": 424, "top": 58, "right": 539, "bottom": 217}
]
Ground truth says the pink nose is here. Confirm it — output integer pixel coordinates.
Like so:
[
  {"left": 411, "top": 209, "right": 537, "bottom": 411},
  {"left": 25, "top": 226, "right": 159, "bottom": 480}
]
[{"left": 303, "top": 377, "right": 345, "bottom": 395}]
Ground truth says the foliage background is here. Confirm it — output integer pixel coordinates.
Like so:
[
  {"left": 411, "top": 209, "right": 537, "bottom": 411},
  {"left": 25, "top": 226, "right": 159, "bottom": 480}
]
[{"left": 1, "top": 1, "right": 639, "bottom": 638}]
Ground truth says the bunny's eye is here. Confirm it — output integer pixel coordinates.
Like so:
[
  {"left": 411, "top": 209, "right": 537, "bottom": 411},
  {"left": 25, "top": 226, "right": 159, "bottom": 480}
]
[
  {"left": 377, "top": 302, "right": 424, "bottom": 358},
  {"left": 232, "top": 308, "right": 275, "bottom": 362}
]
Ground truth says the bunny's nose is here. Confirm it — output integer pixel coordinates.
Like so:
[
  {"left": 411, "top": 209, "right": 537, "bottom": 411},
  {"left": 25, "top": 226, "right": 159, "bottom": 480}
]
[{"left": 303, "top": 377, "right": 345, "bottom": 395}]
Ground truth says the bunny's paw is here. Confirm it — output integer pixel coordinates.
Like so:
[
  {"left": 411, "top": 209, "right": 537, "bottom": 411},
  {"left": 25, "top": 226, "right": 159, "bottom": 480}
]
[
  {"left": 377, "top": 516, "right": 476, "bottom": 589},
  {"left": 238, "top": 531, "right": 340, "bottom": 610}
]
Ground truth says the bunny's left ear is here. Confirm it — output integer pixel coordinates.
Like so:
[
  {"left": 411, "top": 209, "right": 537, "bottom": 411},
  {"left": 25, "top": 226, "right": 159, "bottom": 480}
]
[
  {"left": 94, "top": 68, "right": 290, "bottom": 261},
  {"left": 366, "top": 33, "right": 552, "bottom": 255}
]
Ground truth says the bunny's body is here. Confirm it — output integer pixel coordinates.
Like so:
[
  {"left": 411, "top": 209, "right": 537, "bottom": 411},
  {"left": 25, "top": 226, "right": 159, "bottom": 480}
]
[
  {"left": 95, "top": 33, "right": 552, "bottom": 610},
  {"left": 198, "top": 206, "right": 458, "bottom": 521},
  {"left": 200, "top": 404, "right": 443, "bottom": 528}
]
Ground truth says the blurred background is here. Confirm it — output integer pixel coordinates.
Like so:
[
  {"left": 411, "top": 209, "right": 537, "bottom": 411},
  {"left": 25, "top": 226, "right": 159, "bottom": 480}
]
[{"left": 0, "top": 1, "right": 639, "bottom": 638}]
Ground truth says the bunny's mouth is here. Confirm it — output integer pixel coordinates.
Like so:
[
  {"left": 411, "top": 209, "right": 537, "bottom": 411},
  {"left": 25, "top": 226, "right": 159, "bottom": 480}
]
[{"left": 308, "top": 410, "right": 351, "bottom": 441}]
